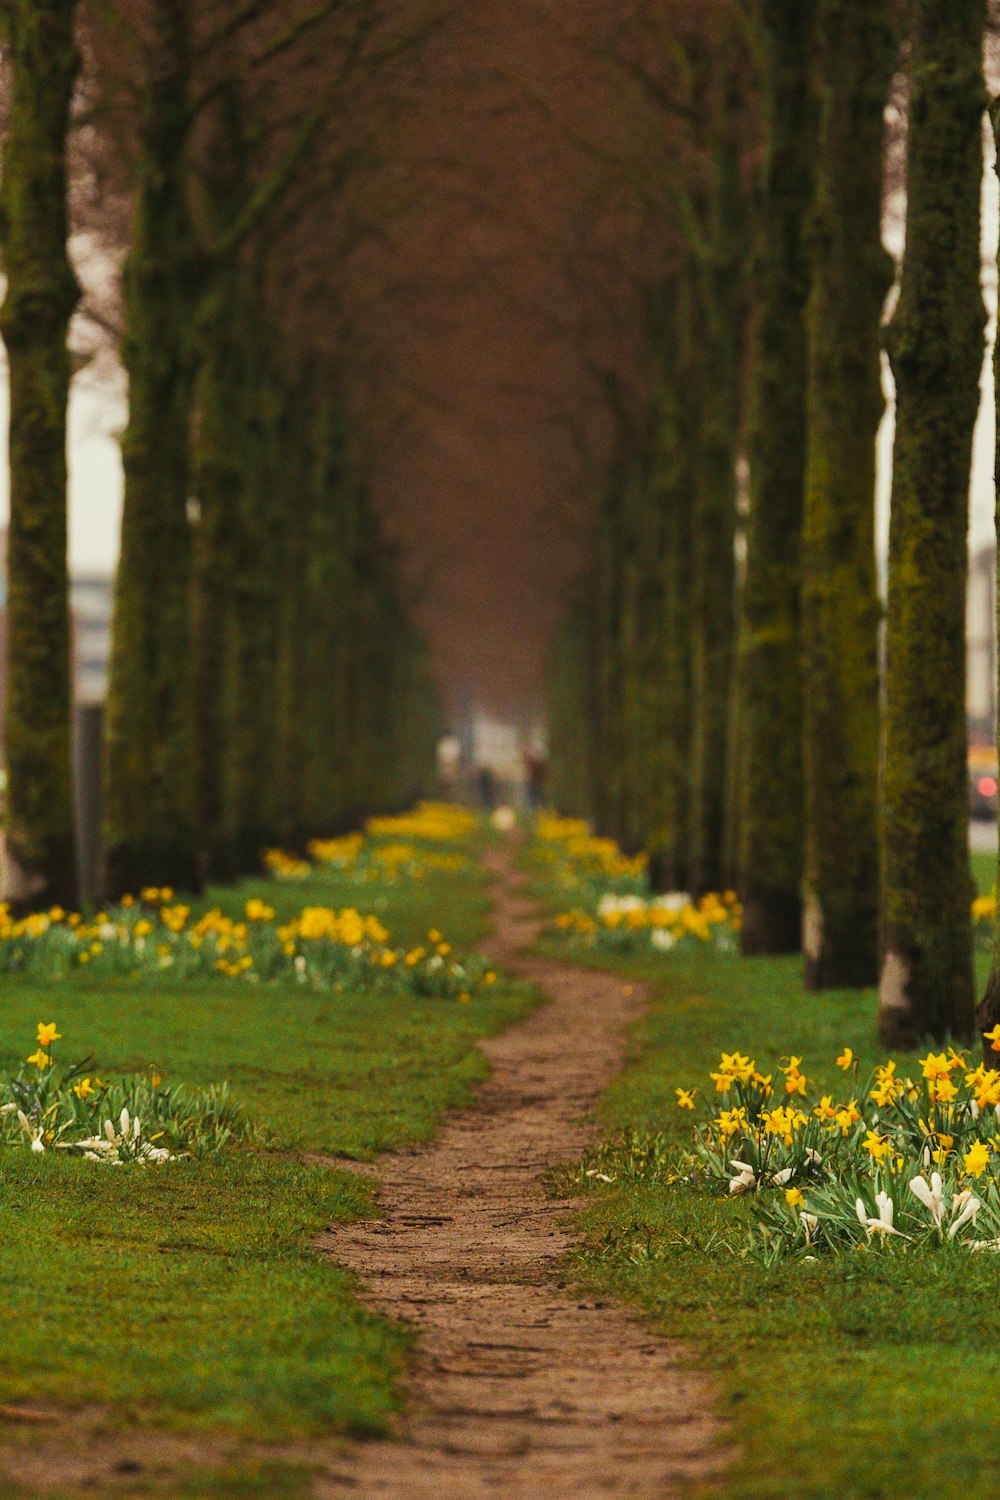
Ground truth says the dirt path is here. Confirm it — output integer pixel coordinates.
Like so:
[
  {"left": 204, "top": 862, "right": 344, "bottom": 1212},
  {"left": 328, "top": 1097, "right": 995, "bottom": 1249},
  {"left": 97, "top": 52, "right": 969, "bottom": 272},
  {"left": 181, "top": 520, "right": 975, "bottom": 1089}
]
[{"left": 315, "top": 843, "right": 726, "bottom": 1498}]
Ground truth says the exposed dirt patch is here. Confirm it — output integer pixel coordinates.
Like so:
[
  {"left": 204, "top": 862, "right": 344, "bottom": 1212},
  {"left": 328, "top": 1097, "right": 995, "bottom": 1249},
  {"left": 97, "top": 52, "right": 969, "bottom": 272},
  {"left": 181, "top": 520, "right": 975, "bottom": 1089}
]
[{"left": 312, "top": 843, "right": 727, "bottom": 1497}]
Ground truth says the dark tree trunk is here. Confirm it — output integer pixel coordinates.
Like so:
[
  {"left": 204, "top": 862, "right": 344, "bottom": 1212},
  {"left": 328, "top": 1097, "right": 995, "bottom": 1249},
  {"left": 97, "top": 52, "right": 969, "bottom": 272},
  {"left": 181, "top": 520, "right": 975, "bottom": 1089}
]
[
  {"left": 101, "top": 0, "right": 204, "bottom": 898},
  {"left": 881, "top": 0, "right": 985, "bottom": 1043},
  {"left": 976, "top": 102, "right": 1000, "bottom": 1051},
  {"left": 738, "top": 0, "right": 816, "bottom": 954},
  {"left": 0, "top": 0, "right": 80, "bottom": 910},
  {"left": 801, "top": 0, "right": 897, "bottom": 990}
]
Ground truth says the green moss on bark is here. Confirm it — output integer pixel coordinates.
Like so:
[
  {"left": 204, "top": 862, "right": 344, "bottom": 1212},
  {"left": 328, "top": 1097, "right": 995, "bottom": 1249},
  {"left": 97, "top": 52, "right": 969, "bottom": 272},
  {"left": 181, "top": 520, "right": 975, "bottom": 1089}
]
[
  {"left": 881, "top": 0, "right": 985, "bottom": 1044},
  {"left": 802, "top": 0, "right": 896, "bottom": 990},
  {"left": 101, "top": 0, "right": 203, "bottom": 898},
  {"left": 0, "top": 1, "right": 80, "bottom": 909},
  {"left": 738, "top": 0, "right": 816, "bottom": 954}
]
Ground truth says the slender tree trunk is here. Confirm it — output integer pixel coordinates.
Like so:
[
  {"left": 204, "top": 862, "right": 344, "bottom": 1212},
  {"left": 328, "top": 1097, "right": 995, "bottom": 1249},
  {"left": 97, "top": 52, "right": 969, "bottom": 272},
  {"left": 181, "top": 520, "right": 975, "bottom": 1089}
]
[
  {"left": 801, "top": 0, "right": 896, "bottom": 990},
  {"left": 738, "top": 0, "right": 816, "bottom": 953},
  {"left": 880, "top": 0, "right": 985, "bottom": 1043},
  {"left": 101, "top": 0, "right": 204, "bottom": 897},
  {"left": 689, "top": 91, "right": 744, "bottom": 896},
  {"left": 0, "top": 1, "right": 80, "bottom": 909},
  {"left": 976, "top": 103, "right": 1000, "bottom": 1048}
]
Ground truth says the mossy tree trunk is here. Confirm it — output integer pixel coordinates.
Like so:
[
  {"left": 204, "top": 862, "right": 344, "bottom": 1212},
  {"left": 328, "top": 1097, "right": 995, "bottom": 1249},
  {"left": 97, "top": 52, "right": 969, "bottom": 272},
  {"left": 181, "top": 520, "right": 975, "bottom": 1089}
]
[
  {"left": 738, "top": 0, "right": 816, "bottom": 953},
  {"left": 0, "top": 0, "right": 80, "bottom": 910},
  {"left": 801, "top": 0, "right": 897, "bottom": 990},
  {"left": 101, "top": 0, "right": 205, "bottom": 898},
  {"left": 880, "top": 0, "right": 985, "bottom": 1043},
  {"left": 689, "top": 64, "right": 746, "bottom": 896},
  {"left": 976, "top": 103, "right": 1000, "bottom": 1048}
]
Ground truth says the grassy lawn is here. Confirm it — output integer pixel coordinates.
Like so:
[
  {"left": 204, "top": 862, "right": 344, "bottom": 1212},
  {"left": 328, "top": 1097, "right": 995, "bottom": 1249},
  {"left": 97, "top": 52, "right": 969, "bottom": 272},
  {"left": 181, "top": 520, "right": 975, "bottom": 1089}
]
[
  {"left": 541, "top": 925, "right": 1000, "bottom": 1500},
  {"left": 0, "top": 853, "right": 532, "bottom": 1495}
]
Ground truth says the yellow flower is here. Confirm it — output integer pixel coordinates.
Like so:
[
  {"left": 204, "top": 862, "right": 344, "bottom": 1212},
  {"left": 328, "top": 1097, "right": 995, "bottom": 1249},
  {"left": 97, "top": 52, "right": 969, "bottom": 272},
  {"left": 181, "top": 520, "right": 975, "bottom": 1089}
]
[
  {"left": 73, "top": 1077, "right": 95, "bottom": 1101},
  {"left": 26, "top": 1050, "right": 53, "bottom": 1070},
  {"left": 675, "top": 1088, "right": 696, "bottom": 1110},
  {"left": 813, "top": 1095, "right": 835, "bottom": 1121},
  {"left": 36, "top": 1022, "right": 61, "bottom": 1049},
  {"left": 984, "top": 1024, "right": 1000, "bottom": 1054},
  {"left": 863, "top": 1130, "right": 890, "bottom": 1161},
  {"left": 784, "top": 1070, "right": 808, "bottom": 1097},
  {"left": 836, "top": 1048, "right": 854, "bottom": 1070},
  {"left": 920, "top": 1051, "right": 953, "bottom": 1082},
  {"left": 717, "top": 1106, "right": 748, "bottom": 1138},
  {"left": 930, "top": 1076, "right": 958, "bottom": 1105},
  {"left": 785, "top": 1187, "right": 804, "bottom": 1208},
  {"left": 964, "top": 1141, "right": 991, "bottom": 1178},
  {"left": 834, "top": 1101, "right": 861, "bottom": 1135}
]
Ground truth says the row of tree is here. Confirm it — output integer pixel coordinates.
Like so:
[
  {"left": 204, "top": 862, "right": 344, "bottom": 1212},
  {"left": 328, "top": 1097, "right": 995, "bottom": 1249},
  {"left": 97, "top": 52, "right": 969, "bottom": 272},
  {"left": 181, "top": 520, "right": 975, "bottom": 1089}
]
[
  {"left": 547, "top": 0, "right": 995, "bottom": 1046},
  {"left": 0, "top": 0, "right": 440, "bottom": 907}
]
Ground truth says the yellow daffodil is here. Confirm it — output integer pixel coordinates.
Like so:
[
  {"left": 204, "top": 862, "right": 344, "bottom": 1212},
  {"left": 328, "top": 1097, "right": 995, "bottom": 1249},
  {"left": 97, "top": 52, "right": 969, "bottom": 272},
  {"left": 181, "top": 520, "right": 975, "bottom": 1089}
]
[
  {"left": 675, "top": 1088, "right": 696, "bottom": 1110},
  {"left": 36, "top": 1022, "right": 61, "bottom": 1049},
  {"left": 836, "top": 1047, "right": 854, "bottom": 1070},
  {"left": 834, "top": 1101, "right": 861, "bottom": 1135},
  {"left": 863, "top": 1130, "right": 890, "bottom": 1162},
  {"left": 73, "top": 1077, "right": 95, "bottom": 1100},
  {"left": 785, "top": 1187, "right": 805, "bottom": 1208},
  {"left": 26, "top": 1049, "right": 53, "bottom": 1070},
  {"left": 813, "top": 1095, "right": 835, "bottom": 1121},
  {"left": 964, "top": 1141, "right": 991, "bottom": 1179},
  {"left": 984, "top": 1024, "right": 1000, "bottom": 1054}
]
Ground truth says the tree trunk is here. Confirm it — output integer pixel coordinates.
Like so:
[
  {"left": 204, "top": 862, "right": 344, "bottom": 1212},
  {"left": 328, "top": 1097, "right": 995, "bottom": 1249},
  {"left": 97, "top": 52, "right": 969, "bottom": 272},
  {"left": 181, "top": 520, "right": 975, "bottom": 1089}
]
[
  {"left": 738, "top": 0, "right": 816, "bottom": 953},
  {"left": 976, "top": 103, "right": 1000, "bottom": 1049},
  {"left": 881, "top": 0, "right": 985, "bottom": 1043},
  {"left": 801, "top": 0, "right": 896, "bottom": 990},
  {"left": 689, "top": 73, "right": 745, "bottom": 896},
  {"left": 0, "top": 1, "right": 80, "bottom": 910},
  {"left": 101, "top": 0, "right": 204, "bottom": 898}
]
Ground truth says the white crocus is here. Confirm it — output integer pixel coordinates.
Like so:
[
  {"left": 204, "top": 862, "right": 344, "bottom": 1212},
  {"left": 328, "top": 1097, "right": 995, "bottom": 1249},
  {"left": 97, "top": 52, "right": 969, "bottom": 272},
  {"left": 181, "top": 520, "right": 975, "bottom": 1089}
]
[
  {"left": 770, "top": 1167, "right": 794, "bottom": 1187},
  {"left": 948, "top": 1191, "right": 981, "bottom": 1240},
  {"left": 801, "top": 1212, "right": 819, "bottom": 1246},
  {"left": 16, "top": 1109, "right": 45, "bottom": 1152},
  {"left": 728, "top": 1159, "right": 756, "bottom": 1195},
  {"left": 909, "top": 1172, "right": 945, "bottom": 1226},
  {"left": 857, "top": 1191, "right": 905, "bottom": 1237},
  {"left": 649, "top": 928, "right": 676, "bottom": 952}
]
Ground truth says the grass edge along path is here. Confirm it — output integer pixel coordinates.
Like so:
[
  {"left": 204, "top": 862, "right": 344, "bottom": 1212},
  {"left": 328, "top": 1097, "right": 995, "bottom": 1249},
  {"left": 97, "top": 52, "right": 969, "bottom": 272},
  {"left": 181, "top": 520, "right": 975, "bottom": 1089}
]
[
  {"left": 0, "top": 835, "right": 537, "bottom": 1498},
  {"left": 539, "top": 930, "right": 1000, "bottom": 1500}
]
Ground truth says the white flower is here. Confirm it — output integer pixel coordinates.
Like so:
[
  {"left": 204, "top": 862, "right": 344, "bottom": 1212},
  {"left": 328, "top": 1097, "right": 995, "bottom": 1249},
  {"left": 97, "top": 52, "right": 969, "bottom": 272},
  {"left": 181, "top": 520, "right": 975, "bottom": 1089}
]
[
  {"left": 948, "top": 1192, "right": 981, "bottom": 1240},
  {"left": 909, "top": 1172, "right": 945, "bottom": 1226},
  {"left": 729, "top": 1159, "right": 756, "bottom": 1195},
  {"left": 857, "top": 1191, "right": 905, "bottom": 1236},
  {"left": 971, "top": 1100, "right": 981, "bottom": 1120},
  {"left": 770, "top": 1167, "right": 794, "bottom": 1186},
  {"left": 801, "top": 1212, "right": 819, "bottom": 1246},
  {"left": 0, "top": 1103, "right": 17, "bottom": 1115},
  {"left": 653, "top": 892, "right": 691, "bottom": 912},
  {"left": 970, "top": 1238, "right": 1000, "bottom": 1253},
  {"left": 649, "top": 928, "right": 676, "bottom": 952},
  {"left": 804, "top": 1148, "right": 823, "bottom": 1165},
  {"left": 30, "top": 1136, "right": 45, "bottom": 1153}
]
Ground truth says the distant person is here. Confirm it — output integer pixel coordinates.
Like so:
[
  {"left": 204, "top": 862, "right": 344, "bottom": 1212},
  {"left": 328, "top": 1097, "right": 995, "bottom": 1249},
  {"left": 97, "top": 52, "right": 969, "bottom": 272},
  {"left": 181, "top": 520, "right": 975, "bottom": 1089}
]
[
  {"left": 477, "top": 766, "right": 498, "bottom": 811},
  {"left": 524, "top": 752, "right": 548, "bottom": 811}
]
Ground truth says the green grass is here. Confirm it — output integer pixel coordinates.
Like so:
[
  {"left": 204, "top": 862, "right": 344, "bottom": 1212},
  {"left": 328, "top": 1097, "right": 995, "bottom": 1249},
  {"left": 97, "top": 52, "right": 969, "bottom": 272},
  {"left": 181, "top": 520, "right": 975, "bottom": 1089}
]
[
  {"left": 0, "top": 856, "right": 533, "bottom": 1485},
  {"left": 542, "top": 936, "right": 1000, "bottom": 1500}
]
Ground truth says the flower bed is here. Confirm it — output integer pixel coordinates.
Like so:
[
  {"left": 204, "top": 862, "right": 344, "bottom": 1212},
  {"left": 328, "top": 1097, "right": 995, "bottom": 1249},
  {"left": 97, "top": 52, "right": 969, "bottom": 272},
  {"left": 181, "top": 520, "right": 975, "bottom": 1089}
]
[
  {"left": 3, "top": 1022, "right": 259, "bottom": 1163},
  {"left": 0, "top": 892, "right": 498, "bottom": 1001},
  {"left": 672, "top": 1037, "right": 1000, "bottom": 1259},
  {"left": 531, "top": 815, "right": 740, "bottom": 955}
]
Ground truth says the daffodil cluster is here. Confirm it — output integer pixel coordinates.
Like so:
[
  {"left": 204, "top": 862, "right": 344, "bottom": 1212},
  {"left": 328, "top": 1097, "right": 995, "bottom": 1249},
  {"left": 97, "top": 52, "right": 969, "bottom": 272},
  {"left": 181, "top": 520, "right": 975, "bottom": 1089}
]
[
  {"left": 553, "top": 891, "right": 741, "bottom": 955},
  {"left": 676, "top": 1037, "right": 1000, "bottom": 1258},
  {"left": 264, "top": 803, "right": 476, "bottom": 883},
  {"left": 0, "top": 896, "right": 498, "bottom": 1002},
  {"left": 1, "top": 1023, "right": 257, "bottom": 1164},
  {"left": 531, "top": 815, "right": 649, "bottom": 901}
]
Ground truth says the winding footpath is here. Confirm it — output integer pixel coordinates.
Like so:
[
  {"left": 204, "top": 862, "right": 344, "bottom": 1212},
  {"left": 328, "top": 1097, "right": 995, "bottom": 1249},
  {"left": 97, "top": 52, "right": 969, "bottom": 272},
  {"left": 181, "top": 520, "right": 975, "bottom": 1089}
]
[{"left": 317, "top": 844, "right": 726, "bottom": 1497}]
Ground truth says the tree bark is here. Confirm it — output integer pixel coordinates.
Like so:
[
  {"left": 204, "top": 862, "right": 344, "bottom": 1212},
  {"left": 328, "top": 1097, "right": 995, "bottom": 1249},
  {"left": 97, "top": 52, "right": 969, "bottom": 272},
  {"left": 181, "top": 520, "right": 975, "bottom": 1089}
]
[
  {"left": 881, "top": 0, "right": 985, "bottom": 1043},
  {"left": 738, "top": 0, "right": 816, "bottom": 954},
  {"left": 801, "top": 0, "right": 897, "bottom": 989},
  {"left": 688, "top": 62, "right": 745, "bottom": 896},
  {"left": 976, "top": 101, "right": 1000, "bottom": 1050},
  {"left": 0, "top": 0, "right": 80, "bottom": 910},
  {"left": 101, "top": 0, "right": 204, "bottom": 897}
]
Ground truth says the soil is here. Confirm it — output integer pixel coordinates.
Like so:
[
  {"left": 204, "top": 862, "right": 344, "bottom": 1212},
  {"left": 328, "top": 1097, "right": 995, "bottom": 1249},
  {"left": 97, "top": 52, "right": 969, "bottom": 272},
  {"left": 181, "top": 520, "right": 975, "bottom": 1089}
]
[
  {"left": 313, "top": 844, "right": 727, "bottom": 1497},
  {"left": 0, "top": 843, "right": 727, "bottom": 1497}
]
